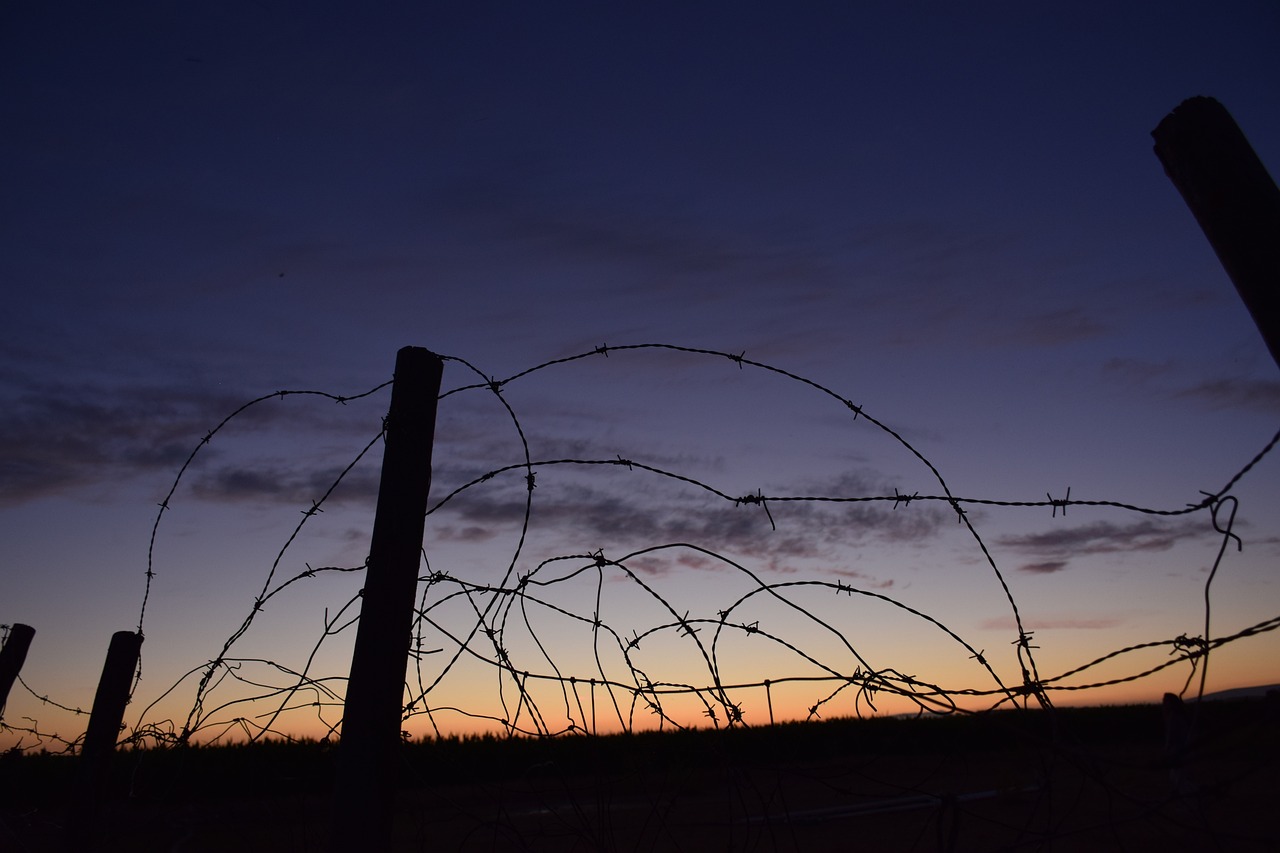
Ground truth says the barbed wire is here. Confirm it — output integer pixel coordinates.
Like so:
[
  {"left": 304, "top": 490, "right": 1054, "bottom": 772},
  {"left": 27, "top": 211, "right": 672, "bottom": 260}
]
[
  {"left": 8, "top": 343, "right": 1278, "bottom": 746},
  {"left": 3, "top": 342, "right": 1277, "bottom": 848},
  {"left": 139, "top": 382, "right": 393, "bottom": 636}
]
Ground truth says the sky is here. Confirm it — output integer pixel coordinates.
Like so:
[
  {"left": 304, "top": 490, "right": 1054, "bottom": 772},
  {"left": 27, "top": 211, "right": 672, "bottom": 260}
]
[{"left": 2, "top": 2, "right": 1279, "bottom": 748}]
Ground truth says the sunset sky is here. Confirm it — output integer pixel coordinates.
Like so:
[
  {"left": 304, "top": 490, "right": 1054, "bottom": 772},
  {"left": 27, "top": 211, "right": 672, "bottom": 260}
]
[{"left": 2, "top": 2, "right": 1279, "bottom": 747}]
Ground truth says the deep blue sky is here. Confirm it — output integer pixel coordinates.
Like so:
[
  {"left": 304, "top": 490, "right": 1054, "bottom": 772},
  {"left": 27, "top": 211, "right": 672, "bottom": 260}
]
[{"left": 2, "top": 2, "right": 1278, "bottom": 742}]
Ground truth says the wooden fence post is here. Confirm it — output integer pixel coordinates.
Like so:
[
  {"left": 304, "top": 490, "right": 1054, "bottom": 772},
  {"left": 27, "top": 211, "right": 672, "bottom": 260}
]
[
  {"left": 332, "top": 346, "right": 443, "bottom": 851},
  {"left": 1153, "top": 96, "right": 1280, "bottom": 370},
  {"left": 0, "top": 623, "right": 36, "bottom": 714},
  {"left": 81, "top": 631, "right": 144, "bottom": 769},
  {"left": 67, "top": 629, "right": 143, "bottom": 850}
]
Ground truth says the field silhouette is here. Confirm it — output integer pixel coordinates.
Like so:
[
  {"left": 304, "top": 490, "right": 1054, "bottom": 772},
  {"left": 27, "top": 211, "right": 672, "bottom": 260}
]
[{"left": 3, "top": 699, "right": 1277, "bottom": 850}]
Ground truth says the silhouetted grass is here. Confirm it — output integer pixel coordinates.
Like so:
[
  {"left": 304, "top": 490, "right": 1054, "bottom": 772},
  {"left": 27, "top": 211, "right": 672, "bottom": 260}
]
[
  {"left": 5, "top": 697, "right": 1275, "bottom": 807},
  {"left": 3, "top": 698, "right": 1276, "bottom": 851},
  {"left": 0, "top": 701, "right": 1196, "bottom": 805}
]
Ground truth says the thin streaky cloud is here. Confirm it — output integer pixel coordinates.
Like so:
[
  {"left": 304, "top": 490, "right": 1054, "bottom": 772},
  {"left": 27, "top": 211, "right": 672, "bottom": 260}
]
[
  {"left": 0, "top": 384, "right": 238, "bottom": 504},
  {"left": 434, "top": 524, "right": 499, "bottom": 544},
  {"left": 434, "top": 167, "right": 829, "bottom": 286},
  {"left": 1018, "top": 560, "right": 1070, "bottom": 575},
  {"left": 1103, "top": 358, "right": 1280, "bottom": 415},
  {"left": 0, "top": 375, "right": 388, "bottom": 506},
  {"left": 995, "top": 519, "right": 1204, "bottom": 558},
  {"left": 428, "top": 471, "right": 951, "bottom": 573},
  {"left": 1007, "top": 307, "right": 1109, "bottom": 347},
  {"left": 1103, "top": 357, "right": 1175, "bottom": 382},
  {"left": 828, "top": 567, "right": 896, "bottom": 589},
  {"left": 189, "top": 464, "right": 382, "bottom": 507},
  {"left": 1175, "top": 377, "right": 1280, "bottom": 414}
]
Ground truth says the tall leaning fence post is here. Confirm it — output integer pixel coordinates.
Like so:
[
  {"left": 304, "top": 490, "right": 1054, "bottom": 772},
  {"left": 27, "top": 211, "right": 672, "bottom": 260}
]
[
  {"left": 1153, "top": 96, "right": 1280, "bottom": 371},
  {"left": 332, "top": 346, "right": 443, "bottom": 852},
  {"left": 1, "top": 623, "right": 36, "bottom": 714}
]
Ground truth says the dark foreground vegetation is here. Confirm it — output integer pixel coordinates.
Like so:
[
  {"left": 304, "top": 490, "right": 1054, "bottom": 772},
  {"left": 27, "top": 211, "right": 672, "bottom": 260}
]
[{"left": 3, "top": 698, "right": 1277, "bottom": 851}]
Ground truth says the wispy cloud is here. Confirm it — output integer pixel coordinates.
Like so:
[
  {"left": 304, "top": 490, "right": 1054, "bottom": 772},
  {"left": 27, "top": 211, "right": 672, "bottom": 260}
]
[
  {"left": 0, "top": 383, "right": 231, "bottom": 505},
  {"left": 0, "top": 378, "right": 387, "bottom": 507},
  {"left": 828, "top": 567, "right": 896, "bottom": 589},
  {"left": 189, "top": 463, "right": 382, "bottom": 506},
  {"left": 434, "top": 524, "right": 501, "bottom": 544},
  {"left": 620, "top": 551, "right": 725, "bottom": 577},
  {"left": 995, "top": 518, "right": 1206, "bottom": 572},
  {"left": 1175, "top": 377, "right": 1280, "bottom": 414},
  {"left": 426, "top": 465, "right": 950, "bottom": 575},
  {"left": 1103, "top": 357, "right": 1175, "bottom": 383},
  {"left": 1003, "top": 307, "right": 1108, "bottom": 346},
  {"left": 435, "top": 164, "right": 822, "bottom": 289},
  {"left": 1103, "top": 358, "right": 1280, "bottom": 415},
  {"left": 1017, "top": 560, "right": 1069, "bottom": 575}
]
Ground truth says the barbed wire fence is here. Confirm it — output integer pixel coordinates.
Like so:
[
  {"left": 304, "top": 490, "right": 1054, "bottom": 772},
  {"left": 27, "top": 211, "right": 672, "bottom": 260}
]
[{"left": 3, "top": 342, "right": 1278, "bottom": 847}]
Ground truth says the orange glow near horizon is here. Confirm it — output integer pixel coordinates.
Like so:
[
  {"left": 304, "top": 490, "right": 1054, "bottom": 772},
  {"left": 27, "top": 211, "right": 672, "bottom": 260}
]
[{"left": 34, "top": 629, "right": 1257, "bottom": 752}]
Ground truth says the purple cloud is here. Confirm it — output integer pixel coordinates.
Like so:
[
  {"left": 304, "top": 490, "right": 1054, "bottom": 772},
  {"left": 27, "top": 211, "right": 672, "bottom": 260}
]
[
  {"left": 426, "top": 464, "right": 951, "bottom": 571},
  {"left": 0, "top": 374, "right": 389, "bottom": 508},
  {"left": 1103, "top": 358, "right": 1280, "bottom": 415},
  {"left": 1018, "top": 560, "right": 1069, "bottom": 574},
  {"left": 996, "top": 519, "right": 1204, "bottom": 558},
  {"left": 1003, "top": 307, "right": 1109, "bottom": 346},
  {"left": 1175, "top": 377, "right": 1280, "bottom": 414}
]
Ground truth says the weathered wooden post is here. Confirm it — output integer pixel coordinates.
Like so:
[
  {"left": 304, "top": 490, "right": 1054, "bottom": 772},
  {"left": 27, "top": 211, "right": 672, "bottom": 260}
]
[
  {"left": 67, "top": 629, "right": 143, "bottom": 850},
  {"left": 1153, "top": 96, "right": 1280, "bottom": 370},
  {"left": 332, "top": 346, "right": 443, "bottom": 851},
  {"left": 0, "top": 623, "right": 36, "bottom": 714},
  {"left": 81, "top": 631, "right": 144, "bottom": 769}
]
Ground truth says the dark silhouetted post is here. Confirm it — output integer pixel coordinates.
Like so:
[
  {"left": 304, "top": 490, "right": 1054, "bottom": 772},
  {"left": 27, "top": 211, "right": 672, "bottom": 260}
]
[
  {"left": 81, "top": 631, "right": 143, "bottom": 772},
  {"left": 1, "top": 623, "right": 36, "bottom": 714},
  {"left": 1153, "top": 96, "right": 1280, "bottom": 370},
  {"left": 67, "top": 630, "right": 143, "bottom": 850},
  {"left": 333, "top": 346, "right": 443, "bottom": 851}
]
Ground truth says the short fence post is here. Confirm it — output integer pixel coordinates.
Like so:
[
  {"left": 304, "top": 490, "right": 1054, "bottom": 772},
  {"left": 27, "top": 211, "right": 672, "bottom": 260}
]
[
  {"left": 67, "top": 629, "right": 143, "bottom": 850},
  {"left": 81, "top": 631, "right": 144, "bottom": 771},
  {"left": 0, "top": 623, "right": 36, "bottom": 714},
  {"left": 332, "top": 346, "right": 443, "bottom": 851},
  {"left": 1153, "top": 96, "right": 1280, "bottom": 370}
]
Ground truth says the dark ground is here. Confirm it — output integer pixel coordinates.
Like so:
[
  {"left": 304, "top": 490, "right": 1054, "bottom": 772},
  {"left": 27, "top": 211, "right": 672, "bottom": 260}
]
[{"left": 3, "top": 700, "right": 1277, "bottom": 852}]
